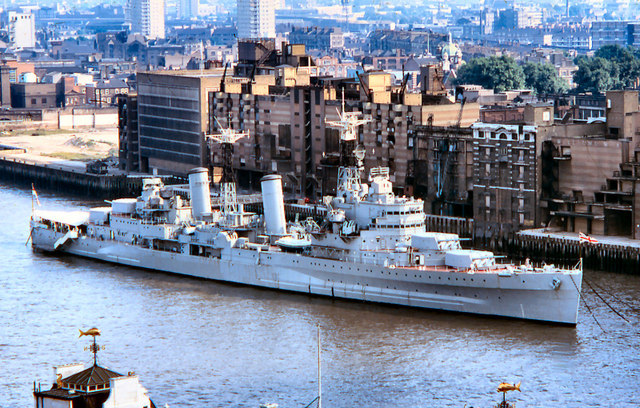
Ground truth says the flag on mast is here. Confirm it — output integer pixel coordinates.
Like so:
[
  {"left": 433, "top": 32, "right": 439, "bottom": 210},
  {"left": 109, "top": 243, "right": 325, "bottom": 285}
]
[
  {"left": 579, "top": 232, "right": 598, "bottom": 244},
  {"left": 31, "top": 183, "right": 41, "bottom": 206}
]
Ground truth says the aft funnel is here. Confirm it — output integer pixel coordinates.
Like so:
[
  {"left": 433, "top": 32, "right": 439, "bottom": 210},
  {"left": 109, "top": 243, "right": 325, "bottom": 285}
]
[
  {"left": 261, "top": 174, "right": 286, "bottom": 235},
  {"left": 188, "top": 168, "right": 212, "bottom": 220}
]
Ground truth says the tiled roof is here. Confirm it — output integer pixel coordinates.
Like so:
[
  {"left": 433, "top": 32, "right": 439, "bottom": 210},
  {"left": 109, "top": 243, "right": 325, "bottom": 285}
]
[{"left": 62, "top": 364, "right": 123, "bottom": 387}]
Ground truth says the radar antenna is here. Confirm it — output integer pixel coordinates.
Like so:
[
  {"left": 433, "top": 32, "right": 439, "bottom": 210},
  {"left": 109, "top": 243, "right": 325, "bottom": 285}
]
[
  {"left": 325, "top": 91, "right": 370, "bottom": 167},
  {"left": 207, "top": 118, "right": 249, "bottom": 215}
]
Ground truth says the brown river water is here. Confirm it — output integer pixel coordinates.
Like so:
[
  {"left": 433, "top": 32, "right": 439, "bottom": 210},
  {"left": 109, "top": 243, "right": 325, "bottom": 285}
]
[{"left": 1, "top": 182, "right": 639, "bottom": 407}]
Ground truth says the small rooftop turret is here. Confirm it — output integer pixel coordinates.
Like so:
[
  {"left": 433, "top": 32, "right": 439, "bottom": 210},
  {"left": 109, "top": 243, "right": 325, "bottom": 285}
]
[{"left": 33, "top": 329, "right": 155, "bottom": 408}]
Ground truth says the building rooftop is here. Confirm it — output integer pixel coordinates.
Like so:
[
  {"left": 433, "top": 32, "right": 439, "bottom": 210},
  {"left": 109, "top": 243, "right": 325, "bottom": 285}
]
[
  {"left": 138, "top": 69, "right": 222, "bottom": 78},
  {"left": 36, "top": 387, "right": 86, "bottom": 400},
  {"left": 63, "top": 364, "right": 123, "bottom": 387},
  {"left": 93, "top": 79, "right": 129, "bottom": 89}
]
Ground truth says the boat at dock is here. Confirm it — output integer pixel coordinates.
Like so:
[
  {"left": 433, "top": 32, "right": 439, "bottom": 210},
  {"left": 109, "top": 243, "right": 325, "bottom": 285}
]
[{"left": 29, "top": 106, "right": 582, "bottom": 325}]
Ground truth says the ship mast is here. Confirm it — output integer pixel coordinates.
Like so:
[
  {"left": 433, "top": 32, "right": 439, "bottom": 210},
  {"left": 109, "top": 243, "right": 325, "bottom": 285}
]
[
  {"left": 207, "top": 118, "right": 249, "bottom": 216},
  {"left": 325, "top": 92, "right": 370, "bottom": 195}
]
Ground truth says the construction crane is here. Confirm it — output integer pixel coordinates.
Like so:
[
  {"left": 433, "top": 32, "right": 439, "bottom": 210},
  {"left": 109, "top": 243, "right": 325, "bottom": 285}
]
[{"left": 341, "top": 0, "right": 349, "bottom": 32}]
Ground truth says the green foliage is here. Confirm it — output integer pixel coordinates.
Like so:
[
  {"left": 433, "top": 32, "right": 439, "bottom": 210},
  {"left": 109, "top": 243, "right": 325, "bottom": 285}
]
[
  {"left": 573, "top": 45, "right": 640, "bottom": 93},
  {"left": 573, "top": 56, "right": 621, "bottom": 93},
  {"left": 455, "top": 55, "right": 525, "bottom": 93},
  {"left": 595, "top": 45, "right": 640, "bottom": 88},
  {"left": 523, "top": 62, "right": 568, "bottom": 95}
]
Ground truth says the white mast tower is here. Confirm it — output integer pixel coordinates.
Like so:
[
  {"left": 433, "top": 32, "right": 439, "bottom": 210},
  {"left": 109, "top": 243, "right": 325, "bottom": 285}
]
[
  {"left": 207, "top": 120, "right": 249, "bottom": 217},
  {"left": 325, "top": 94, "right": 371, "bottom": 197}
]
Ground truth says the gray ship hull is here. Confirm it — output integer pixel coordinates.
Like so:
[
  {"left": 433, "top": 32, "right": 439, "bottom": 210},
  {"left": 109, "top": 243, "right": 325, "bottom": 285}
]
[{"left": 31, "top": 227, "right": 582, "bottom": 325}]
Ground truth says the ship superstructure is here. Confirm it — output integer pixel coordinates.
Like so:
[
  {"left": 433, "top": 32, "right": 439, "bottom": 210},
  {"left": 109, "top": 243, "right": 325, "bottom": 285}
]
[{"left": 29, "top": 108, "right": 583, "bottom": 325}]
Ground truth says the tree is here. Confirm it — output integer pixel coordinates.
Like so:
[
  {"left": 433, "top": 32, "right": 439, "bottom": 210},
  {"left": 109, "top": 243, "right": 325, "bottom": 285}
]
[
  {"left": 573, "top": 56, "right": 621, "bottom": 94},
  {"left": 595, "top": 45, "right": 640, "bottom": 88},
  {"left": 523, "top": 62, "right": 568, "bottom": 95},
  {"left": 455, "top": 55, "right": 525, "bottom": 93}
]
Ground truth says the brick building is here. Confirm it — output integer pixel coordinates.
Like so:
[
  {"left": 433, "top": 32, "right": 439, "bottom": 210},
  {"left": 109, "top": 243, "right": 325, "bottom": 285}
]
[{"left": 10, "top": 83, "right": 58, "bottom": 108}]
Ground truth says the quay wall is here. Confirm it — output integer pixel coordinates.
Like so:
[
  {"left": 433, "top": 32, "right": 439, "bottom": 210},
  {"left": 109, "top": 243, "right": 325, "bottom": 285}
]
[
  {"left": 0, "top": 156, "right": 143, "bottom": 198},
  {"left": 424, "top": 214, "right": 640, "bottom": 273},
  {"left": 424, "top": 214, "right": 474, "bottom": 238},
  {"left": 509, "top": 233, "right": 640, "bottom": 274}
]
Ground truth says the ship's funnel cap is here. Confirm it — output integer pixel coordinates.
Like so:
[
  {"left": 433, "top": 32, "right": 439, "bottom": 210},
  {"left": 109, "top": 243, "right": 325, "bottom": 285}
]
[
  {"left": 188, "top": 167, "right": 212, "bottom": 220},
  {"left": 260, "top": 174, "right": 286, "bottom": 236}
]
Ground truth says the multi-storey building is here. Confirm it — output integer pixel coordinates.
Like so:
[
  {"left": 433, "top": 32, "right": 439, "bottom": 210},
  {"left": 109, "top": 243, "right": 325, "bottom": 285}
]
[
  {"left": 362, "top": 49, "right": 410, "bottom": 72},
  {"left": 289, "top": 27, "right": 344, "bottom": 51},
  {"left": 551, "top": 27, "right": 592, "bottom": 50},
  {"left": 498, "top": 7, "right": 543, "bottom": 30},
  {"left": 127, "top": 0, "right": 165, "bottom": 40},
  {"left": 10, "top": 83, "right": 58, "bottom": 109},
  {"left": 480, "top": 9, "right": 494, "bottom": 35},
  {"left": 136, "top": 71, "right": 222, "bottom": 175},
  {"left": 56, "top": 77, "right": 87, "bottom": 107},
  {"left": 118, "top": 93, "right": 140, "bottom": 172},
  {"left": 8, "top": 12, "right": 36, "bottom": 48},
  {"left": 315, "top": 56, "right": 359, "bottom": 79},
  {"left": 409, "top": 125, "right": 474, "bottom": 217},
  {"left": 468, "top": 95, "right": 640, "bottom": 240},
  {"left": 86, "top": 80, "right": 130, "bottom": 107},
  {"left": 368, "top": 30, "right": 447, "bottom": 56},
  {"left": 574, "top": 93, "right": 606, "bottom": 120},
  {"left": 590, "top": 21, "right": 640, "bottom": 49},
  {"left": 208, "top": 66, "right": 478, "bottom": 198},
  {"left": 179, "top": 0, "right": 198, "bottom": 19},
  {"left": 471, "top": 122, "right": 538, "bottom": 242},
  {"left": 237, "top": 0, "right": 276, "bottom": 39},
  {"left": 120, "top": 58, "right": 479, "bottom": 197}
]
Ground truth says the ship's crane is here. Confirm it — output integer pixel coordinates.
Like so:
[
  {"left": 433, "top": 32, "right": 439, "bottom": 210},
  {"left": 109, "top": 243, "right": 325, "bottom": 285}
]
[{"left": 206, "top": 119, "right": 249, "bottom": 216}]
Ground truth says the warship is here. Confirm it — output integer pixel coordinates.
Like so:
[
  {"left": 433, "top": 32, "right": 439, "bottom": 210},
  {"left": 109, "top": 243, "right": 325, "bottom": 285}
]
[{"left": 29, "top": 105, "right": 583, "bottom": 325}]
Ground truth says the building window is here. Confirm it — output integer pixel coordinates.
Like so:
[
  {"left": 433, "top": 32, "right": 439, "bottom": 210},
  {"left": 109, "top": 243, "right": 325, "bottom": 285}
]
[
  {"left": 42, "top": 98, "right": 47, "bottom": 104},
  {"left": 31, "top": 98, "right": 36, "bottom": 105}
]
